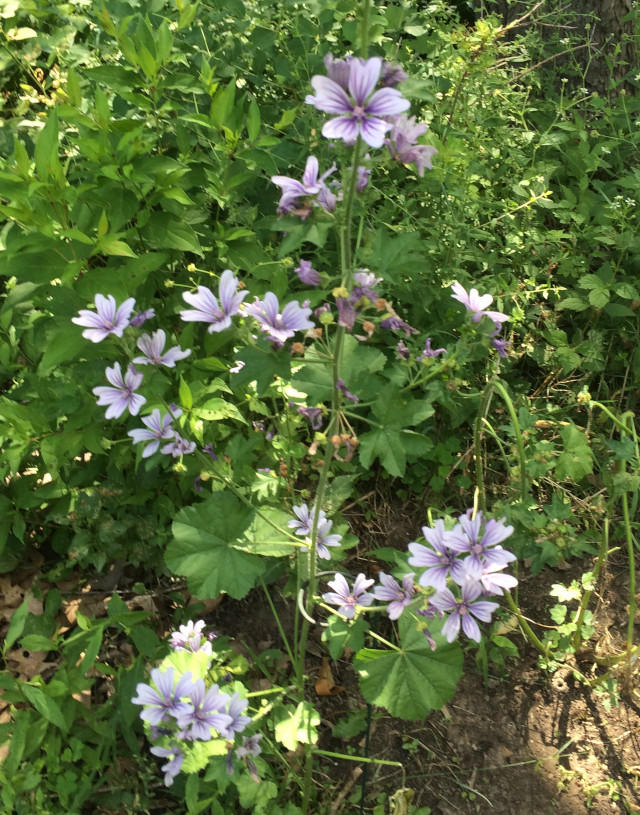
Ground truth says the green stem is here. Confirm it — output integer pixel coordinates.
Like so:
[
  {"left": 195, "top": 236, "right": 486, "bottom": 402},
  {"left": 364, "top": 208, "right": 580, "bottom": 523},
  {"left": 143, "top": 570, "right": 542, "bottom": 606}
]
[
  {"left": 300, "top": 6, "right": 371, "bottom": 808},
  {"left": 260, "top": 576, "right": 297, "bottom": 669},
  {"left": 622, "top": 490, "right": 636, "bottom": 674},
  {"left": 315, "top": 749, "right": 403, "bottom": 768},
  {"left": 491, "top": 380, "right": 528, "bottom": 503},
  {"left": 503, "top": 590, "right": 546, "bottom": 654},
  {"left": 473, "top": 385, "right": 494, "bottom": 514},
  {"left": 572, "top": 519, "right": 609, "bottom": 653},
  {"left": 359, "top": 0, "right": 371, "bottom": 58}
]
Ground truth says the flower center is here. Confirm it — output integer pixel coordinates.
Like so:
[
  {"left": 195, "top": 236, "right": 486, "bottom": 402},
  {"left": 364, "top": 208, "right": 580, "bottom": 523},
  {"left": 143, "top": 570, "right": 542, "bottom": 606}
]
[{"left": 351, "top": 104, "right": 367, "bottom": 120}]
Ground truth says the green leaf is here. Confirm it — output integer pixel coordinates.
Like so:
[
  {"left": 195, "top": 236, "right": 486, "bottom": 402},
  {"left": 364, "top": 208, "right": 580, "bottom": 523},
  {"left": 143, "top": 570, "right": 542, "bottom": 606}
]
[
  {"left": 556, "top": 296, "right": 589, "bottom": 311},
  {"left": 95, "top": 237, "right": 137, "bottom": 258},
  {"left": 143, "top": 212, "right": 203, "bottom": 255},
  {"left": 358, "top": 427, "right": 407, "bottom": 477},
  {"left": 238, "top": 508, "right": 296, "bottom": 557},
  {"left": 587, "top": 287, "right": 609, "bottom": 309},
  {"left": 166, "top": 494, "right": 266, "bottom": 599},
  {"left": 34, "top": 110, "right": 63, "bottom": 184},
  {"left": 181, "top": 738, "right": 228, "bottom": 774},
  {"left": 3, "top": 594, "right": 29, "bottom": 653},
  {"left": 354, "top": 613, "right": 463, "bottom": 719},
  {"left": 192, "top": 397, "right": 245, "bottom": 423},
  {"left": 210, "top": 81, "right": 236, "bottom": 129},
  {"left": 179, "top": 376, "right": 193, "bottom": 410},
  {"left": 555, "top": 423, "right": 594, "bottom": 481},
  {"left": 21, "top": 684, "right": 69, "bottom": 731},
  {"left": 232, "top": 347, "right": 291, "bottom": 395},
  {"left": 614, "top": 282, "right": 640, "bottom": 300},
  {"left": 246, "top": 98, "right": 261, "bottom": 142},
  {"left": 322, "top": 615, "right": 368, "bottom": 660},
  {"left": 20, "top": 635, "right": 57, "bottom": 652},
  {"left": 274, "top": 107, "right": 298, "bottom": 131},
  {"left": 274, "top": 702, "right": 320, "bottom": 751}
]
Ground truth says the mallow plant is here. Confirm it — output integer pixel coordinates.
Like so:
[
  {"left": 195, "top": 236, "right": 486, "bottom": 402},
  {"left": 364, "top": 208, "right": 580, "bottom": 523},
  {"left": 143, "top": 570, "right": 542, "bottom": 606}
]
[{"left": 68, "top": 4, "right": 519, "bottom": 808}]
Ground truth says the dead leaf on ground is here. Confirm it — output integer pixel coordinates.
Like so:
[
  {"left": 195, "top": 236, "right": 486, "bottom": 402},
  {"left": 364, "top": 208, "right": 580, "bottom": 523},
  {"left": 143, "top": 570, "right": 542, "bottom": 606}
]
[
  {"left": 5, "top": 649, "right": 58, "bottom": 681},
  {"left": 315, "top": 657, "right": 344, "bottom": 696}
]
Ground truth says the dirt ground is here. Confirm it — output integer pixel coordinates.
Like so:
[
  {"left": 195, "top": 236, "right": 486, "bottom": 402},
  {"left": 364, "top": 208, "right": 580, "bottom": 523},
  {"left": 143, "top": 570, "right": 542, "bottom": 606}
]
[
  {"left": 2, "top": 491, "right": 640, "bottom": 814},
  {"left": 212, "top": 537, "right": 640, "bottom": 815}
]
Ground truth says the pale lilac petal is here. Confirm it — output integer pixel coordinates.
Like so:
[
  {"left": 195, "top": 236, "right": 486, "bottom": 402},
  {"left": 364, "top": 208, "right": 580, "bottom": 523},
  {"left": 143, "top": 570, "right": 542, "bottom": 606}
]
[
  {"left": 301, "top": 156, "right": 320, "bottom": 187},
  {"left": 359, "top": 117, "right": 393, "bottom": 149},
  {"left": 307, "top": 76, "right": 351, "bottom": 114},
  {"left": 321, "top": 117, "right": 361, "bottom": 143},
  {"left": 441, "top": 611, "right": 461, "bottom": 642},
  {"left": 460, "top": 614, "right": 482, "bottom": 642},
  {"left": 365, "top": 87, "right": 410, "bottom": 116},
  {"left": 348, "top": 57, "right": 382, "bottom": 104}
]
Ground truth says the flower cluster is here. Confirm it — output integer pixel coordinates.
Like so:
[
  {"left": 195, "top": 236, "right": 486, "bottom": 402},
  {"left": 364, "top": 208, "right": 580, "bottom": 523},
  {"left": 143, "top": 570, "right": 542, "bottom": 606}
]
[
  {"left": 288, "top": 503, "right": 342, "bottom": 559},
  {"left": 321, "top": 511, "right": 516, "bottom": 646},
  {"left": 73, "top": 272, "right": 315, "bottom": 459},
  {"left": 408, "top": 511, "right": 517, "bottom": 643},
  {"left": 132, "top": 620, "right": 257, "bottom": 787},
  {"left": 271, "top": 156, "right": 340, "bottom": 218},
  {"left": 273, "top": 54, "right": 436, "bottom": 220}
]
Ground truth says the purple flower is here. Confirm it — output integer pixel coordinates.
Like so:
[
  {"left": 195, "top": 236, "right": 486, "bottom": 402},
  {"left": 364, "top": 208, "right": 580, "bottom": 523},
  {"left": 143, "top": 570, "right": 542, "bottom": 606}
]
[
  {"left": 236, "top": 733, "right": 263, "bottom": 760},
  {"left": 417, "top": 607, "right": 439, "bottom": 651},
  {"left": 220, "top": 693, "right": 251, "bottom": 738},
  {"left": 181, "top": 270, "right": 247, "bottom": 332},
  {"left": 271, "top": 156, "right": 337, "bottom": 217},
  {"left": 72, "top": 294, "right": 136, "bottom": 343},
  {"left": 322, "top": 573, "right": 375, "bottom": 619},
  {"left": 380, "top": 315, "right": 418, "bottom": 337},
  {"left": 203, "top": 443, "right": 218, "bottom": 460},
  {"left": 288, "top": 503, "right": 328, "bottom": 536},
  {"left": 407, "top": 519, "right": 469, "bottom": 590},
  {"left": 475, "top": 563, "right": 518, "bottom": 596},
  {"left": 244, "top": 292, "right": 314, "bottom": 347},
  {"left": 236, "top": 734, "right": 263, "bottom": 782},
  {"left": 305, "top": 56, "right": 410, "bottom": 148},
  {"left": 429, "top": 581, "right": 500, "bottom": 643},
  {"left": 315, "top": 518, "right": 342, "bottom": 560},
  {"left": 129, "top": 308, "right": 155, "bottom": 328},
  {"left": 133, "top": 330, "right": 191, "bottom": 367},
  {"left": 396, "top": 341, "right": 410, "bottom": 360},
  {"left": 177, "top": 680, "right": 233, "bottom": 741},
  {"left": 417, "top": 338, "right": 447, "bottom": 359},
  {"left": 323, "top": 53, "right": 353, "bottom": 90},
  {"left": 150, "top": 743, "right": 184, "bottom": 787},
  {"left": 132, "top": 668, "right": 195, "bottom": 725},
  {"left": 317, "top": 182, "right": 340, "bottom": 213},
  {"left": 295, "top": 260, "right": 322, "bottom": 286},
  {"left": 373, "top": 572, "right": 416, "bottom": 620},
  {"left": 353, "top": 271, "right": 383, "bottom": 289},
  {"left": 93, "top": 362, "right": 146, "bottom": 419},
  {"left": 455, "top": 510, "right": 516, "bottom": 579},
  {"left": 128, "top": 408, "right": 181, "bottom": 457},
  {"left": 297, "top": 405, "right": 324, "bottom": 430},
  {"left": 386, "top": 114, "right": 437, "bottom": 176},
  {"left": 356, "top": 163, "right": 371, "bottom": 192},
  {"left": 161, "top": 434, "right": 196, "bottom": 457},
  {"left": 336, "top": 378, "right": 359, "bottom": 404},
  {"left": 451, "top": 282, "right": 509, "bottom": 325},
  {"left": 336, "top": 297, "right": 356, "bottom": 330},
  {"left": 169, "top": 620, "right": 213, "bottom": 655},
  {"left": 490, "top": 325, "right": 511, "bottom": 357},
  {"left": 380, "top": 61, "right": 408, "bottom": 87}
]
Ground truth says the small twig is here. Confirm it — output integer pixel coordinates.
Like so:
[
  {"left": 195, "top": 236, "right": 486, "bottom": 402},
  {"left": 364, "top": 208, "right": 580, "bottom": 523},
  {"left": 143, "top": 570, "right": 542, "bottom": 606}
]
[
  {"left": 328, "top": 766, "right": 362, "bottom": 815},
  {"left": 502, "top": 0, "right": 546, "bottom": 32},
  {"left": 511, "top": 44, "right": 590, "bottom": 83}
]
